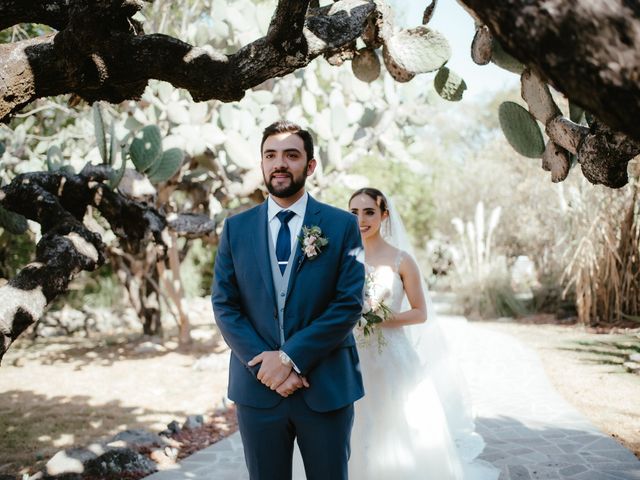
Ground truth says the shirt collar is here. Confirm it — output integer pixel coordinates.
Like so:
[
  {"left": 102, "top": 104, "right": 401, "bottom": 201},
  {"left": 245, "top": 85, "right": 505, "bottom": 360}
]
[{"left": 267, "top": 192, "right": 308, "bottom": 222}]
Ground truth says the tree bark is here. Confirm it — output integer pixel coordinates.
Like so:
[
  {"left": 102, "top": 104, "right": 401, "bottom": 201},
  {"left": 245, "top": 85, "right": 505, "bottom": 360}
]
[
  {"left": 0, "top": 167, "right": 168, "bottom": 363},
  {"left": 459, "top": 0, "right": 640, "bottom": 142},
  {"left": 0, "top": 0, "right": 375, "bottom": 121}
]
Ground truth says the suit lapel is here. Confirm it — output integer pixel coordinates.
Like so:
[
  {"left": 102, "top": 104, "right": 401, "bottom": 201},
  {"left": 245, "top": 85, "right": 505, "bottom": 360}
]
[
  {"left": 253, "top": 201, "right": 277, "bottom": 306},
  {"left": 286, "top": 195, "right": 322, "bottom": 300}
]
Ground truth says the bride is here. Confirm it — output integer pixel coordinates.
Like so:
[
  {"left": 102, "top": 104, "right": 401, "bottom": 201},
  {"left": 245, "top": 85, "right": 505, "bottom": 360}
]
[{"left": 347, "top": 187, "right": 497, "bottom": 480}]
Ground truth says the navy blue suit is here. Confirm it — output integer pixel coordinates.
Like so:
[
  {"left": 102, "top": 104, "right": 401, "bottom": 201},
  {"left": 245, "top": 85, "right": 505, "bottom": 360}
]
[{"left": 211, "top": 195, "right": 365, "bottom": 480}]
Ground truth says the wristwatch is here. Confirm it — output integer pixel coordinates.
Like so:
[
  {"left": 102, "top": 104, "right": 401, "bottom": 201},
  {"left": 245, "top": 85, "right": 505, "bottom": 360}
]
[{"left": 278, "top": 350, "right": 293, "bottom": 367}]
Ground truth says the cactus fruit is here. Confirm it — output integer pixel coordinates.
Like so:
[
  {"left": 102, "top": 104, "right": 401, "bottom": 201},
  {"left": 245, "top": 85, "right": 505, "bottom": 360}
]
[
  {"left": 385, "top": 26, "right": 451, "bottom": 75},
  {"left": 498, "top": 101, "right": 545, "bottom": 158},
  {"left": 434, "top": 67, "right": 467, "bottom": 101},
  {"left": 352, "top": 48, "right": 381, "bottom": 83},
  {"left": 471, "top": 25, "right": 492, "bottom": 65}
]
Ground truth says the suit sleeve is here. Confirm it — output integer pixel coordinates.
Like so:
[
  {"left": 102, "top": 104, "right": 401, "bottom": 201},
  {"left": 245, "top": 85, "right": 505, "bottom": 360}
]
[
  {"left": 211, "top": 219, "right": 272, "bottom": 377},
  {"left": 280, "top": 215, "right": 365, "bottom": 375}
]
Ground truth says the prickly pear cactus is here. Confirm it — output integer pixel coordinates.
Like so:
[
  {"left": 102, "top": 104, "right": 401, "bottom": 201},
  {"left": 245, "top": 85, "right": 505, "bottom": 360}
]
[
  {"left": 434, "top": 67, "right": 467, "bottom": 102},
  {"left": 569, "top": 101, "right": 585, "bottom": 124},
  {"left": 384, "top": 26, "right": 451, "bottom": 75},
  {"left": 382, "top": 45, "right": 415, "bottom": 83},
  {"left": 93, "top": 103, "right": 108, "bottom": 164},
  {"left": 498, "top": 101, "right": 545, "bottom": 158},
  {"left": 129, "top": 125, "right": 163, "bottom": 173},
  {"left": 491, "top": 39, "right": 524, "bottom": 74},
  {"left": 147, "top": 148, "right": 184, "bottom": 184}
]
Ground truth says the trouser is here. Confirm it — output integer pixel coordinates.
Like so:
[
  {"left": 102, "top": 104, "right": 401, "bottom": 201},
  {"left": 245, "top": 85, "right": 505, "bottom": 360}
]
[{"left": 236, "top": 393, "right": 354, "bottom": 480}]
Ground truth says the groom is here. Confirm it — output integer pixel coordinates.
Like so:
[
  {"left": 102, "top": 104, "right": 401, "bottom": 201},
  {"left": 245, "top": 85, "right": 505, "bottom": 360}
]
[{"left": 211, "top": 120, "right": 365, "bottom": 480}]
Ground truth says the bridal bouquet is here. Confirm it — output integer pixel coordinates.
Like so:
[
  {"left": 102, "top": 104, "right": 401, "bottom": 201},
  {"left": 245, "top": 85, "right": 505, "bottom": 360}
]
[{"left": 359, "top": 272, "right": 392, "bottom": 350}]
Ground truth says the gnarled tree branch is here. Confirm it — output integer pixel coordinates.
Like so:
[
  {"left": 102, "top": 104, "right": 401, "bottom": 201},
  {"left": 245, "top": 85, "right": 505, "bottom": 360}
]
[{"left": 0, "top": 0, "right": 374, "bottom": 121}]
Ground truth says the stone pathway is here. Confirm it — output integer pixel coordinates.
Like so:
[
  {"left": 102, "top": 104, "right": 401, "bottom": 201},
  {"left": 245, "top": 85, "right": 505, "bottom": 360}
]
[{"left": 144, "top": 307, "right": 640, "bottom": 480}]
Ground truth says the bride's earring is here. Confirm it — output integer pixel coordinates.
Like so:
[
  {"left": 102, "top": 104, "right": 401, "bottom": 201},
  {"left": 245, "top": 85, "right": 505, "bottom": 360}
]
[{"left": 381, "top": 217, "right": 391, "bottom": 239}]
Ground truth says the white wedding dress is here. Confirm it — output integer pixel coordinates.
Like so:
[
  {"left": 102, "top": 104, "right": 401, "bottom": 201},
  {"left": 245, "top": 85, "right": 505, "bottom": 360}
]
[{"left": 348, "top": 255, "right": 497, "bottom": 480}]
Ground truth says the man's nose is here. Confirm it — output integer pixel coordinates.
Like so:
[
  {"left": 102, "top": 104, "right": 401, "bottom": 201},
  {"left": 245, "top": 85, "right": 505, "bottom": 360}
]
[{"left": 273, "top": 153, "right": 287, "bottom": 167}]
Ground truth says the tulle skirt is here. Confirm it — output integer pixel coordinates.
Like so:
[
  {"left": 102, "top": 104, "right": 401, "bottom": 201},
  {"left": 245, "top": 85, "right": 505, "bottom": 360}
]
[{"left": 349, "top": 326, "right": 465, "bottom": 480}]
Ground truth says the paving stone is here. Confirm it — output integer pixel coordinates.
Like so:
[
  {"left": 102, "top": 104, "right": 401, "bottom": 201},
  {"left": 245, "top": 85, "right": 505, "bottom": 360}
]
[
  {"left": 574, "top": 470, "right": 632, "bottom": 480},
  {"left": 507, "top": 447, "right": 536, "bottom": 455},
  {"left": 508, "top": 464, "right": 532, "bottom": 479},
  {"left": 141, "top": 312, "right": 640, "bottom": 480},
  {"left": 559, "top": 443, "right": 584, "bottom": 453},
  {"left": 559, "top": 464, "right": 589, "bottom": 476},
  {"left": 531, "top": 444, "right": 565, "bottom": 455}
]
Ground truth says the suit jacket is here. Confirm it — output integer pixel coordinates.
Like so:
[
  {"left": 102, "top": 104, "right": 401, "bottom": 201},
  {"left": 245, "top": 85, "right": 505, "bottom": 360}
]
[{"left": 211, "top": 195, "right": 365, "bottom": 412}]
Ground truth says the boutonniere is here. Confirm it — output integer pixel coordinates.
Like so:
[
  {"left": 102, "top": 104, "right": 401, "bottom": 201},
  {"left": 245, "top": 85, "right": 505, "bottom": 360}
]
[{"left": 299, "top": 225, "right": 328, "bottom": 259}]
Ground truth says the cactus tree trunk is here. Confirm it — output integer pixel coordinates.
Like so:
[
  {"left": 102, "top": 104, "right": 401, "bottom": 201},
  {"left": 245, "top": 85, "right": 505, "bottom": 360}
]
[{"left": 459, "top": 0, "right": 640, "bottom": 142}]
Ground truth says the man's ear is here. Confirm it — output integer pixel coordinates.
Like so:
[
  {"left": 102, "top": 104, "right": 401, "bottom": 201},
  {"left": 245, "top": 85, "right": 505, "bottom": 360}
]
[{"left": 306, "top": 158, "right": 317, "bottom": 176}]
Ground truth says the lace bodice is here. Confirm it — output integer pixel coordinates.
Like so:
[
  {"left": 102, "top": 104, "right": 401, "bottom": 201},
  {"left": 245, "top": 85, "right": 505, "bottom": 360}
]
[{"left": 365, "top": 250, "right": 406, "bottom": 316}]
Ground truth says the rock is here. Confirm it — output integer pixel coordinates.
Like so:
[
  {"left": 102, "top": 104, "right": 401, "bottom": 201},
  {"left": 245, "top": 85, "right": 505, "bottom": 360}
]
[
  {"left": 45, "top": 447, "right": 101, "bottom": 475},
  {"left": 109, "top": 429, "right": 167, "bottom": 450},
  {"left": 183, "top": 414, "right": 204, "bottom": 430},
  {"left": 83, "top": 448, "right": 156, "bottom": 479},
  {"left": 629, "top": 353, "right": 640, "bottom": 363},
  {"left": 150, "top": 446, "right": 178, "bottom": 467},
  {"left": 11, "top": 356, "right": 26, "bottom": 367},
  {"left": 133, "top": 341, "right": 167, "bottom": 354},
  {"left": 160, "top": 420, "right": 182, "bottom": 437},
  {"left": 623, "top": 361, "right": 640, "bottom": 373}
]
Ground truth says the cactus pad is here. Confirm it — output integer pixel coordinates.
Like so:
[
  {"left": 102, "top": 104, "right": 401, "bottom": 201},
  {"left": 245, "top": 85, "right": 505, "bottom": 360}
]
[
  {"left": 130, "top": 125, "right": 163, "bottom": 173},
  {"left": 434, "top": 67, "right": 467, "bottom": 101},
  {"left": 385, "top": 26, "right": 451, "bottom": 74},
  {"left": 498, "top": 101, "right": 545, "bottom": 158}
]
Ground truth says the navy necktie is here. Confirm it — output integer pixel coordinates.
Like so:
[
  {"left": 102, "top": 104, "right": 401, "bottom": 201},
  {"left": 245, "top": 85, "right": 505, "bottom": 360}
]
[{"left": 276, "top": 210, "right": 296, "bottom": 274}]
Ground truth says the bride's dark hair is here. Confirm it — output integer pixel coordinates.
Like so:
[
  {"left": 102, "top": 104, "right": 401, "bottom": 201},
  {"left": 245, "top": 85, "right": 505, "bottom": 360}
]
[{"left": 349, "top": 188, "right": 389, "bottom": 214}]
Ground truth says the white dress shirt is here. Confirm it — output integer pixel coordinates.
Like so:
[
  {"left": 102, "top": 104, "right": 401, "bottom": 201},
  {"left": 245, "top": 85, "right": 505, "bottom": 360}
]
[{"left": 267, "top": 192, "right": 308, "bottom": 255}]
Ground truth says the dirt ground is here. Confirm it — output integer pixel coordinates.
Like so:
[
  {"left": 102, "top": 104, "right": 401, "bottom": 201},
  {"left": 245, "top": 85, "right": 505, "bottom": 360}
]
[
  {"left": 483, "top": 315, "right": 640, "bottom": 458},
  {"left": 0, "top": 300, "right": 232, "bottom": 477},
  {"left": 1, "top": 306, "right": 639, "bottom": 477}
]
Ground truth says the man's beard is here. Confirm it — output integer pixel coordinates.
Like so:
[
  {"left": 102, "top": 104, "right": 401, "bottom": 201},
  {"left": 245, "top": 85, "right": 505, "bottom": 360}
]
[{"left": 264, "top": 170, "right": 307, "bottom": 198}]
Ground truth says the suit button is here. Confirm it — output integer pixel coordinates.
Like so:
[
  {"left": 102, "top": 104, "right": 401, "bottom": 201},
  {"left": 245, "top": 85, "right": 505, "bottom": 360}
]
[{"left": 280, "top": 292, "right": 285, "bottom": 297}]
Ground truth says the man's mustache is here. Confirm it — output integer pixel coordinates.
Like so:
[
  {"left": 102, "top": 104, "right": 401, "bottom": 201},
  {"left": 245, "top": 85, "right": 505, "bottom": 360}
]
[{"left": 270, "top": 170, "right": 292, "bottom": 179}]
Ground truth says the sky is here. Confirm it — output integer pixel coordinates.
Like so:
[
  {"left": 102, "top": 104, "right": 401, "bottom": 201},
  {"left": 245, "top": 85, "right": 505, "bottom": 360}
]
[{"left": 386, "top": 0, "right": 518, "bottom": 99}]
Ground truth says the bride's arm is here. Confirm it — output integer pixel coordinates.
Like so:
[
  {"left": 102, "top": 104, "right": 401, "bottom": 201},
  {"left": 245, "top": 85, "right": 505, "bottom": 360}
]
[{"left": 384, "top": 254, "right": 428, "bottom": 327}]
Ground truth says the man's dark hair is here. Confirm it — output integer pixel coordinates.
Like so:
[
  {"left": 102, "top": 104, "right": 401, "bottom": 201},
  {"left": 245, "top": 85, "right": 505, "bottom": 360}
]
[{"left": 261, "top": 120, "right": 314, "bottom": 162}]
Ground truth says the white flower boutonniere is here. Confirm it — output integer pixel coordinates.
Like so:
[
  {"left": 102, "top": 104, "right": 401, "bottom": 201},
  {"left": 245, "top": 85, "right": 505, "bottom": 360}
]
[{"left": 299, "top": 225, "right": 328, "bottom": 259}]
